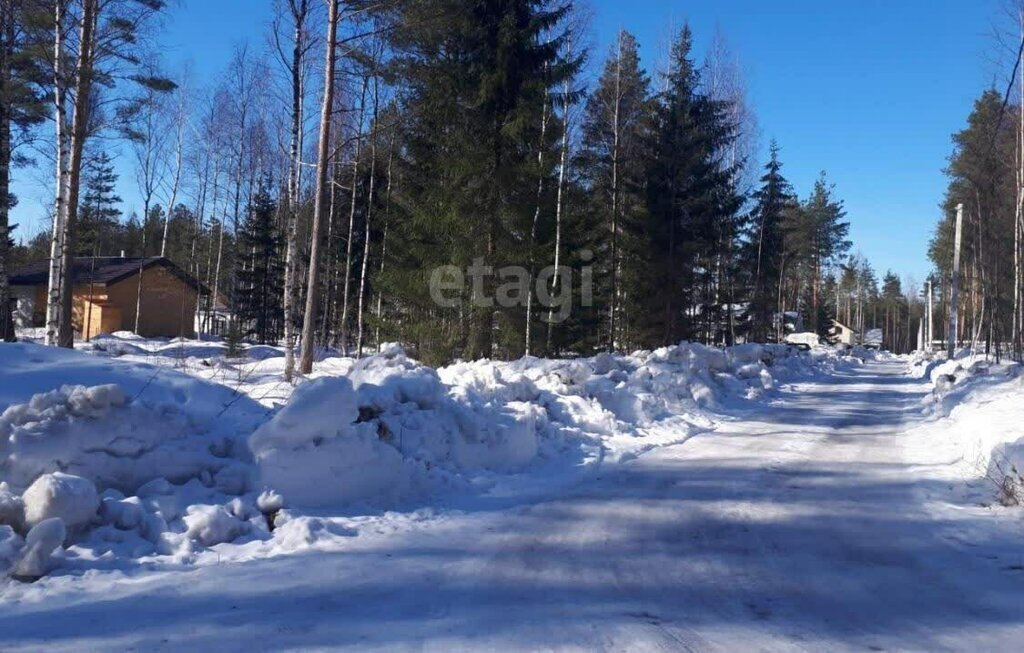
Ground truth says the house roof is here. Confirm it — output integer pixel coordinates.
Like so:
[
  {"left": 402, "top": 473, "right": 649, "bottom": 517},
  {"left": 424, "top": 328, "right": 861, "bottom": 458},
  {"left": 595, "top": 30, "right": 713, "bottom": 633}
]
[{"left": 9, "top": 257, "right": 209, "bottom": 294}]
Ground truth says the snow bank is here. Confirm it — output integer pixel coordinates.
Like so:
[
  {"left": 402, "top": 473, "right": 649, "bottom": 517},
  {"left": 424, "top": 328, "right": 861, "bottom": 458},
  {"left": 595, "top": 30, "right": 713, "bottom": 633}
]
[
  {"left": 905, "top": 348, "right": 1024, "bottom": 507},
  {"left": 0, "top": 343, "right": 270, "bottom": 579},
  {"left": 0, "top": 383, "right": 255, "bottom": 494},
  {"left": 0, "top": 338, "right": 839, "bottom": 578},
  {"left": 249, "top": 341, "right": 833, "bottom": 510},
  {"left": 907, "top": 348, "right": 1023, "bottom": 418},
  {"left": 250, "top": 377, "right": 408, "bottom": 508}
]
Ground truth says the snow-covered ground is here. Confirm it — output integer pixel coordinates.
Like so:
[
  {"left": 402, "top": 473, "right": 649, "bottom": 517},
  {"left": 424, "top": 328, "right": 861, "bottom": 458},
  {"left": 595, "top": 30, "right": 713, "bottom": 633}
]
[{"left": 2, "top": 334, "right": 1024, "bottom": 651}]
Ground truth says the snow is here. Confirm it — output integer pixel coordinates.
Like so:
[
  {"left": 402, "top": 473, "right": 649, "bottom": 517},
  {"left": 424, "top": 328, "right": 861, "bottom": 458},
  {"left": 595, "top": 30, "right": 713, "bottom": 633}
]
[
  {"left": 250, "top": 376, "right": 409, "bottom": 509},
  {"left": 0, "top": 336, "right": 838, "bottom": 572},
  {"left": 0, "top": 482, "right": 24, "bottom": 531},
  {"left": 21, "top": 473, "right": 98, "bottom": 533},
  {"left": 10, "top": 518, "right": 65, "bottom": 580},
  {"left": 0, "top": 525, "right": 23, "bottom": 574},
  {"left": 182, "top": 504, "right": 252, "bottom": 547},
  {"left": 2, "top": 335, "right": 1024, "bottom": 649}
]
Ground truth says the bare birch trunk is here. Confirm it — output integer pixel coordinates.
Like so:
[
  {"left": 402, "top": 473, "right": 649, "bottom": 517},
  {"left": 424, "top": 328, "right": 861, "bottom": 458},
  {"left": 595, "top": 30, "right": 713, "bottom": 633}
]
[
  {"left": 373, "top": 132, "right": 395, "bottom": 349},
  {"left": 524, "top": 81, "right": 549, "bottom": 357},
  {"left": 58, "top": 0, "right": 98, "bottom": 348},
  {"left": 203, "top": 153, "right": 221, "bottom": 333},
  {"left": 211, "top": 205, "right": 227, "bottom": 331},
  {"left": 356, "top": 80, "right": 379, "bottom": 358},
  {"left": 338, "top": 76, "right": 367, "bottom": 354},
  {"left": 1016, "top": 9, "right": 1024, "bottom": 360},
  {"left": 546, "top": 76, "right": 570, "bottom": 354},
  {"left": 160, "top": 100, "right": 186, "bottom": 257},
  {"left": 608, "top": 35, "right": 622, "bottom": 351},
  {"left": 46, "top": 0, "right": 69, "bottom": 346},
  {"left": 282, "top": 0, "right": 308, "bottom": 381},
  {"left": 298, "top": 0, "right": 339, "bottom": 374}
]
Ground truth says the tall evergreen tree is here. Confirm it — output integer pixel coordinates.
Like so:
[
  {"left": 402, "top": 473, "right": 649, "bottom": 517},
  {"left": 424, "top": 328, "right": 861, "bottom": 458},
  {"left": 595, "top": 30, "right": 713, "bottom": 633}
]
[
  {"left": 797, "top": 172, "right": 851, "bottom": 333},
  {"left": 577, "top": 30, "right": 651, "bottom": 351},
  {"left": 644, "top": 24, "right": 740, "bottom": 346},
  {"left": 237, "top": 185, "right": 283, "bottom": 344},
  {"left": 931, "top": 89, "right": 1015, "bottom": 357},
  {"left": 743, "top": 141, "right": 795, "bottom": 341},
  {"left": 1, "top": 0, "right": 48, "bottom": 341},
  {"left": 380, "top": 0, "right": 576, "bottom": 363},
  {"left": 77, "top": 150, "right": 122, "bottom": 256}
]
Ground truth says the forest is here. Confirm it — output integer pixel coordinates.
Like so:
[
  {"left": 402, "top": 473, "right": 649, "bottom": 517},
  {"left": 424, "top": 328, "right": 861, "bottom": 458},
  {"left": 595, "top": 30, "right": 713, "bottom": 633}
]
[{"left": 0, "top": 0, "right": 921, "bottom": 373}]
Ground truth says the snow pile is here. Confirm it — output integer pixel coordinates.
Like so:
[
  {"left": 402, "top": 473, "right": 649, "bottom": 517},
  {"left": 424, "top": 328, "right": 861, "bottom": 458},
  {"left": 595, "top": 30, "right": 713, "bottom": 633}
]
[
  {"left": 10, "top": 518, "right": 65, "bottom": 580},
  {"left": 0, "top": 343, "right": 270, "bottom": 580},
  {"left": 182, "top": 504, "right": 252, "bottom": 547},
  {"left": 21, "top": 473, "right": 98, "bottom": 534},
  {"left": 0, "top": 482, "right": 24, "bottom": 532},
  {"left": 918, "top": 372, "right": 1024, "bottom": 505},
  {"left": 250, "top": 341, "right": 834, "bottom": 510},
  {"left": 0, "top": 383, "right": 253, "bottom": 494},
  {"left": 250, "top": 377, "right": 408, "bottom": 508},
  {"left": 903, "top": 348, "right": 1024, "bottom": 507},
  {"left": 0, "top": 338, "right": 839, "bottom": 579},
  {"left": 906, "top": 348, "right": 1023, "bottom": 417}
]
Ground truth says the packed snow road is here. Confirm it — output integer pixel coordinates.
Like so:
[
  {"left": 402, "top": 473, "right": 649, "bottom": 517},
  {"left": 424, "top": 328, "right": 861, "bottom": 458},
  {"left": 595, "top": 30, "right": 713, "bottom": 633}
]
[{"left": 3, "top": 358, "right": 1023, "bottom": 651}]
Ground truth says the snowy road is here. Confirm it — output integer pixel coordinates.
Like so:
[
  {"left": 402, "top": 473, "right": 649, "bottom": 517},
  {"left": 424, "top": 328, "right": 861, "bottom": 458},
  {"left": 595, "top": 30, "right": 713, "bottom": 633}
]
[{"left": 4, "top": 359, "right": 1024, "bottom": 651}]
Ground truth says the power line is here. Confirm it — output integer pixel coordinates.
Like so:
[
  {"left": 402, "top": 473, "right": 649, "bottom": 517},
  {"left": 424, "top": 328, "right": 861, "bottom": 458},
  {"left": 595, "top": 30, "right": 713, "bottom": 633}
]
[{"left": 989, "top": 33, "right": 1024, "bottom": 155}]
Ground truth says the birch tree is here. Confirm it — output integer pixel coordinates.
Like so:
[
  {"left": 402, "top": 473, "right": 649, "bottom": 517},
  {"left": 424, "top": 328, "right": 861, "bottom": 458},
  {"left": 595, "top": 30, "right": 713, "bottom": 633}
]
[
  {"left": 272, "top": 0, "right": 314, "bottom": 381},
  {"left": 299, "top": 0, "right": 339, "bottom": 374},
  {"left": 44, "top": 0, "right": 171, "bottom": 347}
]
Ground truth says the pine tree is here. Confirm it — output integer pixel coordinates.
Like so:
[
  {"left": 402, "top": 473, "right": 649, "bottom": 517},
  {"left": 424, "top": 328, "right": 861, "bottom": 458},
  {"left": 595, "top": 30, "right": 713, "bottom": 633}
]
[
  {"left": 798, "top": 172, "right": 851, "bottom": 333},
  {"left": 881, "top": 271, "right": 904, "bottom": 352},
  {"left": 1, "top": 0, "right": 49, "bottom": 341},
  {"left": 931, "top": 89, "right": 1016, "bottom": 358}
]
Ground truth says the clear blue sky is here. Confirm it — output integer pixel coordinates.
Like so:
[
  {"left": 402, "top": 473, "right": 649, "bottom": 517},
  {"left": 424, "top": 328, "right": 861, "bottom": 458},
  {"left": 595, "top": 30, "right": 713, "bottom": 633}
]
[{"left": 10, "top": 0, "right": 1002, "bottom": 284}]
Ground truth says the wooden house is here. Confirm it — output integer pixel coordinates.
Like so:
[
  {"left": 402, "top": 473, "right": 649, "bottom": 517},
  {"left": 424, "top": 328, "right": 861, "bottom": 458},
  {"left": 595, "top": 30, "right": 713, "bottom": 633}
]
[{"left": 9, "top": 257, "right": 207, "bottom": 340}]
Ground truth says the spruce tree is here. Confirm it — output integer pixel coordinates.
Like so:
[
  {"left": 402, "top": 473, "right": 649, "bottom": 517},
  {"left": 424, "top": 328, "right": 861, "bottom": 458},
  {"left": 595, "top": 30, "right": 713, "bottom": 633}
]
[
  {"left": 77, "top": 150, "right": 122, "bottom": 256},
  {"left": 644, "top": 24, "right": 740, "bottom": 346},
  {"left": 743, "top": 141, "right": 795, "bottom": 341},
  {"left": 236, "top": 185, "right": 283, "bottom": 345},
  {"left": 577, "top": 30, "right": 651, "bottom": 351},
  {"left": 380, "top": 0, "right": 576, "bottom": 363}
]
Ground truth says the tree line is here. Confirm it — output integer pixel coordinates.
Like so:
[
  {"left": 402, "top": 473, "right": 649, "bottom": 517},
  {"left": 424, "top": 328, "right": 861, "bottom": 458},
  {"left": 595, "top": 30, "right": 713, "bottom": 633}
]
[
  {"left": 927, "top": 2, "right": 1024, "bottom": 362},
  {"left": 2, "top": 0, "right": 911, "bottom": 371}
]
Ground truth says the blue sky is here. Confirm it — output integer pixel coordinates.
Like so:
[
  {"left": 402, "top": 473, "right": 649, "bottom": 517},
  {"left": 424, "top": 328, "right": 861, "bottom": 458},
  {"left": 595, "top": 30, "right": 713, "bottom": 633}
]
[{"left": 10, "top": 0, "right": 1002, "bottom": 284}]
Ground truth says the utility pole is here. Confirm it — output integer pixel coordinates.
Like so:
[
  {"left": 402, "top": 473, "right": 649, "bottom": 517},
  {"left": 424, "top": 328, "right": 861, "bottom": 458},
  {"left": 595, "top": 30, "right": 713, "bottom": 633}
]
[
  {"left": 926, "top": 278, "right": 933, "bottom": 351},
  {"left": 948, "top": 203, "right": 963, "bottom": 359}
]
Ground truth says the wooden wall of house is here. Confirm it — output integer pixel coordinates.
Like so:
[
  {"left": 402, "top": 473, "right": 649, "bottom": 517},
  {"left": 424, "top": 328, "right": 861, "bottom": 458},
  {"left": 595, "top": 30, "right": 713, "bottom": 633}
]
[{"left": 106, "top": 266, "right": 198, "bottom": 338}]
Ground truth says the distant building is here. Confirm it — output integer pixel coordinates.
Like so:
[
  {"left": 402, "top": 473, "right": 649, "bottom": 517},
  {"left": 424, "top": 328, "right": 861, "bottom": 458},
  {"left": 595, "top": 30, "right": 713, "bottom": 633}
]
[
  {"left": 9, "top": 257, "right": 207, "bottom": 340},
  {"left": 828, "top": 319, "right": 859, "bottom": 346}
]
